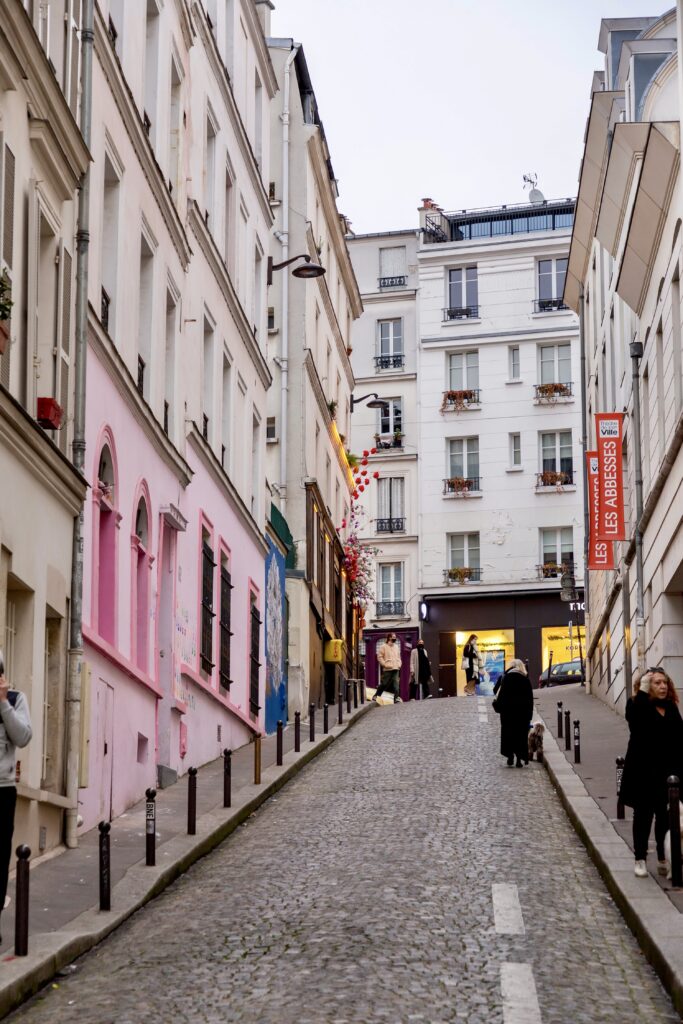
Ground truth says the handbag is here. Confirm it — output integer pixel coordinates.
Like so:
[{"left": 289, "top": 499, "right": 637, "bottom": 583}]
[{"left": 460, "top": 655, "right": 468, "bottom": 670}]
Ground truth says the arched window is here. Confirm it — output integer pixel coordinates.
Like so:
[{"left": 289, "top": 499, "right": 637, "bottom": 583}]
[
  {"left": 96, "top": 443, "right": 117, "bottom": 644},
  {"left": 133, "top": 494, "right": 151, "bottom": 673}
]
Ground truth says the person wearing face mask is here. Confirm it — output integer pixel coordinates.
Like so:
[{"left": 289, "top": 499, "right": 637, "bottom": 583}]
[
  {"left": 620, "top": 667, "right": 683, "bottom": 878},
  {"left": 409, "top": 639, "right": 433, "bottom": 701},
  {"left": 373, "top": 633, "right": 403, "bottom": 704}
]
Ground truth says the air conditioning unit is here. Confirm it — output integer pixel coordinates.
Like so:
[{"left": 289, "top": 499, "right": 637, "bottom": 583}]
[{"left": 36, "top": 397, "right": 64, "bottom": 430}]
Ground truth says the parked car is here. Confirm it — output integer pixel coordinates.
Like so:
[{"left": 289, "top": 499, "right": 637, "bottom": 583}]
[{"left": 538, "top": 659, "right": 585, "bottom": 687}]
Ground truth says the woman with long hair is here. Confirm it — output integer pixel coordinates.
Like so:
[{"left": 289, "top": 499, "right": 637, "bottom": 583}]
[
  {"left": 494, "top": 658, "right": 533, "bottom": 767},
  {"left": 462, "top": 634, "right": 480, "bottom": 696},
  {"left": 620, "top": 667, "right": 683, "bottom": 877}
]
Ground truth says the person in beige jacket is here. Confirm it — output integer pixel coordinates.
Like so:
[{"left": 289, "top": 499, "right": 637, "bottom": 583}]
[{"left": 373, "top": 632, "right": 403, "bottom": 703}]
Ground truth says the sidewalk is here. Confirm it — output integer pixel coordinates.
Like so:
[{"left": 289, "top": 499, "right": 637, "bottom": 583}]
[
  {"left": 535, "top": 683, "right": 683, "bottom": 1017},
  {"left": 0, "top": 699, "right": 373, "bottom": 1019}
]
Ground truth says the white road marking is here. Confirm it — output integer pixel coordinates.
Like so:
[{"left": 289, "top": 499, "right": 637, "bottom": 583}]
[
  {"left": 492, "top": 883, "right": 525, "bottom": 934},
  {"left": 500, "top": 963, "right": 542, "bottom": 1024}
]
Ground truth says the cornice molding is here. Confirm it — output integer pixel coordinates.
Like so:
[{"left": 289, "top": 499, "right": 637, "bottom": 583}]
[
  {"left": 88, "top": 306, "right": 194, "bottom": 488},
  {"left": 170, "top": 0, "right": 197, "bottom": 49},
  {"left": 187, "top": 424, "right": 269, "bottom": 556},
  {"left": 187, "top": 202, "right": 271, "bottom": 389},
  {"left": 94, "top": 7, "right": 193, "bottom": 270}
]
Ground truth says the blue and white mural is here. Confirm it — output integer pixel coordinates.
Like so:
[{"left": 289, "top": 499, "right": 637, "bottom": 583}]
[{"left": 264, "top": 537, "right": 287, "bottom": 733}]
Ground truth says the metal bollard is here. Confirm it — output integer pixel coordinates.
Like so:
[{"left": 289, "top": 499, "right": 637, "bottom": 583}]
[
  {"left": 353, "top": 679, "right": 358, "bottom": 709},
  {"left": 361, "top": 679, "right": 366, "bottom": 705},
  {"left": 346, "top": 679, "right": 352, "bottom": 714},
  {"left": 254, "top": 734, "right": 262, "bottom": 785},
  {"left": 187, "top": 766, "right": 197, "bottom": 835},
  {"left": 338, "top": 685, "right": 343, "bottom": 725},
  {"left": 294, "top": 711, "right": 301, "bottom": 753},
  {"left": 557, "top": 701, "right": 563, "bottom": 739},
  {"left": 223, "top": 749, "right": 232, "bottom": 808},
  {"left": 324, "top": 703, "right": 329, "bottom": 734},
  {"left": 668, "top": 776, "right": 683, "bottom": 888},
  {"left": 564, "top": 710, "right": 571, "bottom": 751},
  {"left": 309, "top": 704, "right": 315, "bottom": 743},
  {"left": 616, "top": 756, "right": 625, "bottom": 820},
  {"left": 145, "top": 788, "right": 156, "bottom": 866},
  {"left": 276, "top": 721, "right": 283, "bottom": 766},
  {"left": 98, "top": 822, "right": 111, "bottom": 912},
  {"left": 14, "top": 845, "right": 30, "bottom": 956},
  {"left": 573, "top": 720, "right": 581, "bottom": 764}
]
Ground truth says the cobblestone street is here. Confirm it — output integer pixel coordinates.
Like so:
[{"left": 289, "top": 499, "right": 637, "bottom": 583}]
[{"left": 8, "top": 700, "right": 682, "bottom": 1024}]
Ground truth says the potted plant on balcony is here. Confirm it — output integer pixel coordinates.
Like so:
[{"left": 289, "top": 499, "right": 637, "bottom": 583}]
[
  {"left": 0, "top": 272, "right": 12, "bottom": 356},
  {"left": 541, "top": 562, "right": 564, "bottom": 578},
  {"left": 539, "top": 469, "right": 567, "bottom": 487},
  {"left": 446, "top": 476, "right": 473, "bottom": 494},
  {"left": 392, "top": 430, "right": 404, "bottom": 448},
  {"left": 446, "top": 566, "right": 473, "bottom": 584},
  {"left": 441, "top": 388, "right": 477, "bottom": 412},
  {"left": 536, "top": 382, "right": 570, "bottom": 401}
]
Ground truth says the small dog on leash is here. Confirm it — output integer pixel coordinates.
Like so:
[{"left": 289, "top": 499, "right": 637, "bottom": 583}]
[
  {"left": 663, "top": 806, "right": 683, "bottom": 879},
  {"left": 528, "top": 723, "right": 545, "bottom": 763}
]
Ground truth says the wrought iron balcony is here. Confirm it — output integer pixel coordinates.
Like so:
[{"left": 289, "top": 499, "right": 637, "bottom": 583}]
[
  {"left": 537, "top": 562, "right": 570, "bottom": 580},
  {"left": 441, "top": 388, "right": 481, "bottom": 411},
  {"left": 101, "top": 287, "right": 111, "bottom": 333},
  {"left": 375, "top": 433, "right": 404, "bottom": 451},
  {"left": 533, "top": 298, "right": 570, "bottom": 313},
  {"left": 378, "top": 276, "right": 406, "bottom": 289},
  {"left": 443, "top": 567, "right": 482, "bottom": 584},
  {"left": 534, "top": 381, "right": 573, "bottom": 401},
  {"left": 374, "top": 354, "right": 405, "bottom": 371},
  {"left": 376, "top": 517, "right": 406, "bottom": 533},
  {"left": 375, "top": 600, "right": 405, "bottom": 617},
  {"left": 536, "top": 469, "right": 574, "bottom": 488},
  {"left": 443, "top": 476, "right": 480, "bottom": 495},
  {"left": 442, "top": 305, "right": 479, "bottom": 321}
]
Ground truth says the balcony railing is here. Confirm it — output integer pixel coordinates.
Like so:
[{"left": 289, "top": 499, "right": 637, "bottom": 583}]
[
  {"left": 443, "top": 305, "right": 479, "bottom": 321},
  {"left": 375, "top": 433, "right": 404, "bottom": 451},
  {"left": 375, "top": 600, "right": 405, "bottom": 617},
  {"left": 443, "top": 476, "right": 480, "bottom": 495},
  {"left": 537, "top": 562, "right": 570, "bottom": 580},
  {"left": 536, "top": 469, "right": 574, "bottom": 488},
  {"left": 378, "top": 276, "right": 406, "bottom": 289},
  {"left": 376, "top": 517, "right": 406, "bottom": 533},
  {"left": 101, "top": 287, "right": 111, "bottom": 333},
  {"left": 443, "top": 567, "right": 482, "bottom": 584},
  {"left": 374, "top": 354, "right": 405, "bottom": 371},
  {"left": 534, "top": 381, "right": 573, "bottom": 401},
  {"left": 533, "top": 298, "right": 570, "bottom": 313},
  {"left": 137, "top": 355, "right": 145, "bottom": 396},
  {"left": 441, "top": 388, "right": 481, "bottom": 411}
]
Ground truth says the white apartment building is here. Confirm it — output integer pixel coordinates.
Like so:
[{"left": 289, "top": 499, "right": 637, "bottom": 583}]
[
  {"left": 347, "top": 230, "right": 420, "bottom": 696},
  {"left": 416, "top": 195, "right": 585, "bottom": 694},
  {"left": 266, "top": 41, "right": 361, "bottom": 716},
  {"left": 566, "top": 8, "right": 683, "bottom": 708}
]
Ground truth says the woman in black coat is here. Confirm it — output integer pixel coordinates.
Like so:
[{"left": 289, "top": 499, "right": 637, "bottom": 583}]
[
  {"left": 494, "top": 659, "right": 533, "bottom": 767},
  {"left": 620, "top": 667, "right": 683, "bottom": 877}
]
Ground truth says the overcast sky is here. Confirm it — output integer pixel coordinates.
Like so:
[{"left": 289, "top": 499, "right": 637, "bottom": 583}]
[{"left": 270, "top": 1, "right": 656, "bottom": 233}]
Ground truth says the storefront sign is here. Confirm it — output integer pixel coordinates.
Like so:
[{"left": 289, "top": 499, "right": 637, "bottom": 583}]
[
  {"left": 587, "top": 451, "right": 615, "bottom": 570},
  {"left": 595, "top": 414, "right": 626, "bottom": 541}
]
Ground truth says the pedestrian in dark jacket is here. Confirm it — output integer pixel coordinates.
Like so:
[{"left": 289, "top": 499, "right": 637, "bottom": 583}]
[
  {"left": 620, "top": 667, "right": 683, "bottom": 878},
  {"left": 462, "top": 634, "right": 481, "bottom": 696},
  {"left": 0, "top": 662, "right": 32, "bottom": 941},
  {"left": 494, "top": 659, "right": 533, "bottom": 767},
  {"left": 409, "top": 640, "right": 433, "bottom": 700}
]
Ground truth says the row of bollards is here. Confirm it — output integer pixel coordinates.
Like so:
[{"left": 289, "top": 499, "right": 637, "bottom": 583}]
[{"left": 556, "top": 702, "right": 580, "bottom": 763}]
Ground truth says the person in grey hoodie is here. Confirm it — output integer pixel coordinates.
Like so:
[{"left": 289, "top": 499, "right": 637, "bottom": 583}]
[{"left": 0, "top": 661, "right": 32, "bottom": 938}]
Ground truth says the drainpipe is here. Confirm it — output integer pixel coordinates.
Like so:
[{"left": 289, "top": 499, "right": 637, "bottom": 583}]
[
  {"left": 629, "top": 338, "right": 645, "bottom": 680},
  {"left": 65, "top": 0, "right": 94, "bottom": 848},
  {"left": 579, "top": 285, "right": 589, "bottom": 619},
  {"left": 279, "top": 43, "right": 300, "bottom": 518}
]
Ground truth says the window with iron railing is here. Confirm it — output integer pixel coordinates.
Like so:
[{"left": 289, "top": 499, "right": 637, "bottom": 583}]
[
  {"left": 200, "top": 537, "right": 216, "bottom": 674},
  {"left": 539, "top": 527, "right": 573, "bottom": 577},
  {"left": 376, "top": 319, "right": 404, "bottom": 370},
  {"left": 536, "top": 258, "right": 568, "bottom": 311},
  {"left": 377, "top": 477, "right": 405, "bottom": 532},
  {"left": 539, "top": 430, "right": 573, "bottom": 484},
  {"left": 377, "top": 562, "right": 403, "bottom": 614},
  {"left": 445, "top": 266, "right": 478, "bottom": 319},
  {"left": 445, "top": 532, "right": 480, "bottom": 583}
]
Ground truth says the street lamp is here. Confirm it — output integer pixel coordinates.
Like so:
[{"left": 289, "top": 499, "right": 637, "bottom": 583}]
[
  {"left": 350, "top": 392, "right": 390, "bottom": 414},
  {"left": 267, "top": 253, "right": 325, "bottom": 285}
]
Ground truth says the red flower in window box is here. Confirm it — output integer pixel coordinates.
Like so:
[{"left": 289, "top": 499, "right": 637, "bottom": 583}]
[{"left": 36, "top": 397, "right": 64, "bottom": 430}]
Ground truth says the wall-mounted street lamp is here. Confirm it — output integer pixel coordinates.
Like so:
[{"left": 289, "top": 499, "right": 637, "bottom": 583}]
[
  {"left": 267, "top": 253, "right": 325, "bottom": 285},
  {"left": 350, "top": 392, "right": 390, "bottom": 414}
]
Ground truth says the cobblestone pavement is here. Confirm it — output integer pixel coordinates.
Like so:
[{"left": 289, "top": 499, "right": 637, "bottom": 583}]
[{"left": 8, "top": 700, "right": 682, "bottom": 1024}]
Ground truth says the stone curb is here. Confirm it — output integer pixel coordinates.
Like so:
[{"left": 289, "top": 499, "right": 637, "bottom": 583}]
[
  {"left": 0, "top": 703, "right": 374, "bottom": 1020},
  {"left": 539, "top": 717, "right": 683, "bottom": 1018}
]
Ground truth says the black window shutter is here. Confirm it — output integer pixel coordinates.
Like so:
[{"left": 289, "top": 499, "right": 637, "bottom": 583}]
[
  {"left": 200, "top": 541, "right": 216, "bottom": 672},
  {"left": 219, "top": 565, "right": 233, "bottom": 691}
]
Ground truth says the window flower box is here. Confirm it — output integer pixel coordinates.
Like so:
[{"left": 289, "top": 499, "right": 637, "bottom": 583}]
[
  {"left": 445, "top": 566, "right": 473, "bottom": 583},
  {"left": 441, "top": 388, "right": 480, "bottom": 412},
  {"left": 534, "top": 382, "right": 572, "bottom": 401},
  {"left": 36, "top": 397, "right": 64, "bottom": 430},
  {"left": 537, "top": 469, "right": 572, "bottom": 488}
]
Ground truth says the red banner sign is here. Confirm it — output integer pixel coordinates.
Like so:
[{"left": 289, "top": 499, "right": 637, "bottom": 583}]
[
  {"left": 587, "top": 451, "right": 615, "bottom": 570},
  {"left": 596, "top": 413, "right": 626, "bottom": 541}
]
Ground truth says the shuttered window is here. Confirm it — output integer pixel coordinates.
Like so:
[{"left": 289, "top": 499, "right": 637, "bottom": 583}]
[
  {"left": 249, "top": 596, "right": 261, "bottom": 715},
  {"left": 58, "top": 248, "right": 72, "bottom": 454},
  {"left": 200, "top": 539, "right": 216, "bottom": 673},
  {"left": 219, "top": 563, "right": 233, "bottom": 692}
]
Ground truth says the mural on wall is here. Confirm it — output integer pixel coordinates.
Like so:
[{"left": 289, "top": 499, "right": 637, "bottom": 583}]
[{"left": 265, "top": 538, "right": 287, "bottom": 734}]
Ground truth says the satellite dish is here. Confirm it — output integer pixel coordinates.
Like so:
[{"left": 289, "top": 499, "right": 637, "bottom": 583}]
[{"left": 528, "top": 187, "right": 546, "bottom": 204}]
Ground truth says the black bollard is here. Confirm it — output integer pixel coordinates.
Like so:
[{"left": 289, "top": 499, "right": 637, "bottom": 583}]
[
  {"left": 361, "top": 678, "right": 366, "bottom": 705},
  {"left": 324, "top": 703, "right": 329, "bottom": 734},
  {"left": 14, "top": 845, "right": 30, "bottom": 956},
  {"left": 145, "top": 788, "right": 156, "bottom": 866},
  {"left": 668, "top": 776, "right": 683, "bottom": 888},
  {"left": 294, "top": 711, "right": 301, "bottom": 753},
  {"left": 254, "top": 734, "right": 262, "bottom": 784},
  {"left": 564, "top": 710, "right": 571, "bottom": 751},
  {"left": 309, "top": 704, "right": 315, "bottom": 743},
  {"left": 276, "top": 721, "right": 283, "bottom": 766},
  {"left": 353, "top": 679, "right": 358, "bottom": 709},
  {"left": 187, "top": 767, "right": 197, "bottom": 835},
  {"left": 616, "top": 756, "right": 625, "bottom": 820},
  {"left": 346, "top": 679, "right": 352, "bottom": 714},
  {"left": 223, "top": 749, "right": 232, "bottom": 808},
  {"left": 573, "top": 720, "right": 581, "bottom": 764},
  {"left": 98, "top": 822, "right": 111, "bottom": 912},
  {"left": 338, "top": 685, "right": 343, "bottom": 725},
  {"left": 557, "top": 701, "right": 563, "bottom": 739}
]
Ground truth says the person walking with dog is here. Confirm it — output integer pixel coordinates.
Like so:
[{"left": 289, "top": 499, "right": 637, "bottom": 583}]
[
  {"left": 493, "top": 659, "right": 533, "bottom": 767},
  {"left": 462, "top": 634, "right": 481, "bottom": 696},
  {"left": 620, "top": 667, "right": 683, "bottom": 878},
  {"left": 0, "top": 660, "right": 32, "bottom": 941},
  {"left": 409, "top": 640, "right": 433, "bottom": 701},
  {"left": 373, "top": 633, "right": 403, "bottom": 704}
]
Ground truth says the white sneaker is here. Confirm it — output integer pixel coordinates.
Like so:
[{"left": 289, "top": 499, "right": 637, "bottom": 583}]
[{"left": 634, "top": 860, "right": 648, "bottom": 878}]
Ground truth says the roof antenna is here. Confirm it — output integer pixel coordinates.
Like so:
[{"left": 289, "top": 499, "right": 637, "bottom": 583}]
[{"left": 523, "top": 172, "right": 545, "bottom": 204}]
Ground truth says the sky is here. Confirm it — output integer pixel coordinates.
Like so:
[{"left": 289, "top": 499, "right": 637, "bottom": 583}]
[{"left": 270, "top": 0, "right": 657, "bottom": 233}]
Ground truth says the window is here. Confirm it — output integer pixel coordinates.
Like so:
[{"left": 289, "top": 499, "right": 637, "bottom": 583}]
[
  {"left": 203, "top": 314, "right": 215, "bottom": 442},
  {"left": 42, "top": 611, "right": 66, "bottom": 791},
  {"left": 0, "top": 142, "right": 15, "bottom": 388},
  {"left": 133, "top": 496, "right": 150, "bottom": 673},
  {"left": 224, "top": 163, "right": 234, "bottom": 271},
  {"left": 249, "top": 592, "right": 261, "bottom": 715},
  {"left": 253, "top": 71, "right": 263, "bottom": 168},
  {"left": 448, "top": 437, "right": 479, "bottom": 481},
  {"left": 540, "top": 527, "right": 574, "bottom": 571},
  {"left": 539, "top": 343, "right": 571, "bottom": 385},
  {"left": 379, "top": 398, "right": 402, "bottom": 436},
  {"left": 219, "top": 555, "right": 233, "bottom": 692},
  {"left": 509, "top": 345, "right": 520, "bottom": 380},
  {"left": 378, "top": 562, "right": 403, "bottom": 608},
  {"left": 379, "top": 246, "right": 406, "bottom": 286},
  {"left": 137, "top": 233, "right": 154, "bottom": 401},
  {"left": 56, "top": 243, "right": 73, "bottom": 455},
  {"left": 448, "top": 351, "right": 479, "bottom": 390},
  {"left": 221, "top": 354, "right": 231, "bottom": 466},
  {"left": 200, "top": 529, "right": 216, "bottom": 674},
  {"left": 377, "top": 319, "right": 403, "bottom": 369},
  {"left": 537, "top": 258, "right": 568, "bottom": 310},
  {"left": 168, "top": 57, "right": 182, "bottom": 196},
  {"left": 205, "top": 109, "right": 217, "bottom": 226},
  {"left": 101, "top": 152, "right": 120, "bottom": 339},
  {"left": 448, "top": 532, "right": 480, "bottom": 571},
  {"left": 447, "top": 266, "right": 478, "bottom": 316},
  {"left": 540, "top": 430, "right": 573, "bottom": 481},
  {"left": 95, "top": 442, "right": 117, "bottom": 645},
  {"left": 164, "top": 287, "right": 177, "bottom": 437},
  {"left": 510, "top": 433, "right": 521, "bottom": 467},
  {"left": 143, "top": 0, "right": 160, "bottom": 146},
  {"left": 377, "top": 477, "right": 405, "bottom": 531},
  {"left": 253, "top": 243, "right": 263, "bottom": 338}
]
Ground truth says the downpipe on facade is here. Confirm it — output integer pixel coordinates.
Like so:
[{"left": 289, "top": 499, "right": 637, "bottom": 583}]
[{"left": 630, "top": 339, "right": 646, "bottom": 679}]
